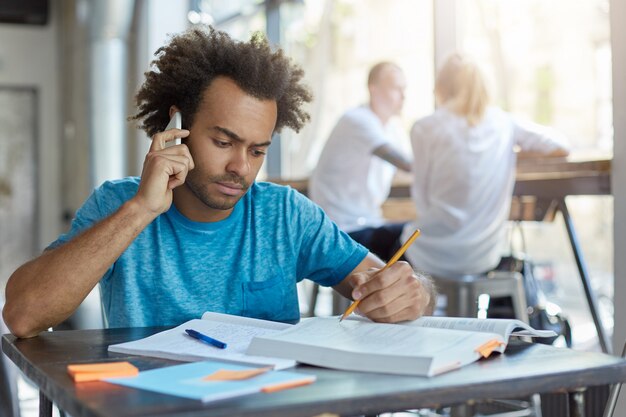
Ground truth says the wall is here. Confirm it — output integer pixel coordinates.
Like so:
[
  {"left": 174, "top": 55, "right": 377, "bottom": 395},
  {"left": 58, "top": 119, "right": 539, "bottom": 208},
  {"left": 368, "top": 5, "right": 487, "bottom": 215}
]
[
  {"left": 0, "top": 6, "right": 61, "bottom": 254},
  {"left": 59, "top": 0, "right": 91, "bottom": 227},
  {"left": 129, "top": 0, "right": 188, "bottom": 175}
]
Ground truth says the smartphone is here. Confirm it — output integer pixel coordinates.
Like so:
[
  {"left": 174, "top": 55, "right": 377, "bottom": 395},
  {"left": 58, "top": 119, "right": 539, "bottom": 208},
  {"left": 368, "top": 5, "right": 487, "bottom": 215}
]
[{"left": 164, "top": 111, "right": 182, "bottom": 148}]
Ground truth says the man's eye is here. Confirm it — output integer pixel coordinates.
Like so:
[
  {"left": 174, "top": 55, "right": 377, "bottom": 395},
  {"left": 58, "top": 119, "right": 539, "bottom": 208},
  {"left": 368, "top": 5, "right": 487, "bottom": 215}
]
[
  {"left": 213, "top": 139, "right": 230, "bottom": 147},
  {"left": 251, "top": 149, "right": 266, "bottom": 157}
]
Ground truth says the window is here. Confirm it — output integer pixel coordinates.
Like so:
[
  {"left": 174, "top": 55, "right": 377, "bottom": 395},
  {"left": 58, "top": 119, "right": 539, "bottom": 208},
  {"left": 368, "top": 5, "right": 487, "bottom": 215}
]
[
  {"left": 455, "top": 0, "right": 613, "bottom": 345},
  {"left": 194, "top": 0, "right": 266, "bottom": 40},
  {"left": 457, "top": 0, "right": 611, "bottom": 151},
  {"left": 279, "top": 0, "right": 433, "bottom": 178}
]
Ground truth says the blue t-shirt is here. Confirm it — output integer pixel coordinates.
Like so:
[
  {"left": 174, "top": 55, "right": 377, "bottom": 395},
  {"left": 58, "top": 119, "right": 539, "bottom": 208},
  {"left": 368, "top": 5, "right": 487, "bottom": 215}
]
[{"left": 50, "top": 178, "right": 368, "bottom": 328}]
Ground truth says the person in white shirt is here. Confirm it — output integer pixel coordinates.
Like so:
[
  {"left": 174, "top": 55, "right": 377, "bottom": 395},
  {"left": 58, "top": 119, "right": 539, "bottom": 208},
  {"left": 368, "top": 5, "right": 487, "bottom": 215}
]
[
  {"left": 401, "top": 53, "right": 570, "bottom": 277},
  {"left": 309, "top": 62, "right": 412, "bottom": 261}
]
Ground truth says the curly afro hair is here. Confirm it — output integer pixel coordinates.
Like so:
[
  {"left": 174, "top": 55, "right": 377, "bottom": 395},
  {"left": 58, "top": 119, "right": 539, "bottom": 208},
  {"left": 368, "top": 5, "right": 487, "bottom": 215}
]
[{"left": 130, "top": 26, "right": 313, "bottom": 138}]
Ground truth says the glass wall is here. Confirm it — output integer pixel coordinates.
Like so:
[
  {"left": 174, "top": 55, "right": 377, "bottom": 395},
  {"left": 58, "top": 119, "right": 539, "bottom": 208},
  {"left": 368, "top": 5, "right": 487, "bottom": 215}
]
[
  {"left": 195, "top": 0, "right": 266, "bottom": 41},
  {"left": 455, "top": 0, "right": 613, "bottom": 347},
  {"left": 457, "top": 0, "right": 611, "bottom": 151},
  {"left": 278, "top": 0, "right": 433, "bottom": 178}
]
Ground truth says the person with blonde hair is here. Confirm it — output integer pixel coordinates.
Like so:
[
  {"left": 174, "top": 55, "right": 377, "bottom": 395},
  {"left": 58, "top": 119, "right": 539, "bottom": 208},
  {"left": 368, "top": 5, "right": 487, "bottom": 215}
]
[{"left": 400, "top": 52, "right": 569, "bottom": 278}]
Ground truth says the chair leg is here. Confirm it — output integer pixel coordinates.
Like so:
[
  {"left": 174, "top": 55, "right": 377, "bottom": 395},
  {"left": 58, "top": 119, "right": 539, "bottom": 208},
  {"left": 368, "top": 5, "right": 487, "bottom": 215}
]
[
  {"left": 332, "top": 292, "right": 351, "bottom": 316},
  {"left": 39, "top": 392, "right": 52, "bottom": 417},
  {"left": 450, "top": 402, "right": 475, "bottom": 417},
  {"left": 510, "top": 278, "right": 529, "bottom": 323},
  {"left": 530, "top": 393, "right": 543, "bottom": 417},
  {"left": 307, "top": 283, "right": 320, "bottom": 317}
]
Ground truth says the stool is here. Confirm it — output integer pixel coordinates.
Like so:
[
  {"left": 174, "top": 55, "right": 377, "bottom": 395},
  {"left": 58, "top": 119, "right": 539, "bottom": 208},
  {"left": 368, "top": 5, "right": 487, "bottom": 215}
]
[
  {"left": 433, "top": 270, "right": 530, "bottom": 323},
  {"left": 434, "top": 271, "right": 539, "bottom": 417}
]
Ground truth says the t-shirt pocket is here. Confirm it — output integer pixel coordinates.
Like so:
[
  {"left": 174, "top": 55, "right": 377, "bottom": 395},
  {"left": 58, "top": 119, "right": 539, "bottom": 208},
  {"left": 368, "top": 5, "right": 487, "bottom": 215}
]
[{"left": 242, "top": 277, "right": 299, "bottom": 324}]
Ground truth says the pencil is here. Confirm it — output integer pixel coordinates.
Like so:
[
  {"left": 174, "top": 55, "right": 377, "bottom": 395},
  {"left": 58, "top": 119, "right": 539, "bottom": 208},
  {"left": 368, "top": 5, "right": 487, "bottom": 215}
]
[
  {"left": 261, "top": 378, "right": 315, "bottom": 393},
  {"left": 339, "top": 229, "right": 421, "bottom": 322}
]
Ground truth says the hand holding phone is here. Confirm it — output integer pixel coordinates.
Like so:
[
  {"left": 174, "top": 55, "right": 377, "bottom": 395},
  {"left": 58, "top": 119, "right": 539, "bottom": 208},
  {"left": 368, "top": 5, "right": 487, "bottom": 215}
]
[
  {"left": 134, "top": 110, "right": 193, "bottom": 216},
  {"left": 164, "top": 111, "right": 182, "bottom": 148}
]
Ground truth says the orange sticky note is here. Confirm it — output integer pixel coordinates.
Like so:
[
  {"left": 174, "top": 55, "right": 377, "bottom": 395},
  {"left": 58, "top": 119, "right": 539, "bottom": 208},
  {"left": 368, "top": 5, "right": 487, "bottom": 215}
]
[
  {"left": 67, "top": 361, "right": 138, "bottom": 382},
  {"left": 67, "top": 362, "right": 137, "bottom": 375},
  {"left": 475, "top": 339, "right": 505, "bottom": 358},
  {"left": 202, "top": 366, "right": 272, "bottom": 381},
  {"left": 261, "top": 378, "right": 315, "bottom": 393},
  {"left": 70, "top": 369, "right": 139, "bottom": 382}
]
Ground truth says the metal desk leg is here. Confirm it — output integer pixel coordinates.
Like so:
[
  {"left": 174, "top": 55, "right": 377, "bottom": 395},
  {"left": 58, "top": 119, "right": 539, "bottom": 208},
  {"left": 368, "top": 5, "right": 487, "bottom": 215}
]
[
  {"left": 602, "top": 340, "right": 626, "bottom": 417},
  {"left": 558, "top": 198, "right": 612, "bottom": 354},
  {"left": 39, "top": 391, "right": 52, "bottom": 417}
]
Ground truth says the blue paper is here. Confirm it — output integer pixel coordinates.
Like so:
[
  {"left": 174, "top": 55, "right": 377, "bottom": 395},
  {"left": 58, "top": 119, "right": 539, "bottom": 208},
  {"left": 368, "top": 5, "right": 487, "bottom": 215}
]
[{"left": 105, "top": 361, "right": 315, "bottom": 402}]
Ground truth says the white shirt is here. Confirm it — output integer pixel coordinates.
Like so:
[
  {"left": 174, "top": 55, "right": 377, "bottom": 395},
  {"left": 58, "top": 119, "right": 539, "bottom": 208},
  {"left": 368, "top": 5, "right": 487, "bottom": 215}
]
[
  {"left": 402, "top": 107, "right": 569, "bottom": 277},
  {"left": 309, "top": 105, "right": 408, "bottom": 232}
]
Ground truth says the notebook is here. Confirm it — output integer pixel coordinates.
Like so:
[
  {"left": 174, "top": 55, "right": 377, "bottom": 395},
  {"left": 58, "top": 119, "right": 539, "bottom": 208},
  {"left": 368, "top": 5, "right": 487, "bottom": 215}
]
[{"left": 105, "top": 361, "right": 315, "bottom": 402}]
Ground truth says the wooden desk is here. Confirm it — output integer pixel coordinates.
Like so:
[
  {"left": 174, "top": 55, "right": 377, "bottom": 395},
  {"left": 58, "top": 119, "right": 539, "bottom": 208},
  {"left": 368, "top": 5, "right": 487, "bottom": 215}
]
[
  {"left": 269, "top": 158, "right": 611, "bottom": 217},
  {"left": 3, "top": 327, "right": 626, "bottom": 417},
  {"left": 514, "top": 157, "right": 610, "bottom": 198},
  {"left": 379, "top": 157, "right": 612, "bottom": 200}
]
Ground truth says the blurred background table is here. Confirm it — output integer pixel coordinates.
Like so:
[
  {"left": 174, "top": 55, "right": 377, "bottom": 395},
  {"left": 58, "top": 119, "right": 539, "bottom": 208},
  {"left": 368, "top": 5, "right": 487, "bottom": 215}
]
[{"left": 271, "top": 156, "right": 613, "bottom": 353}]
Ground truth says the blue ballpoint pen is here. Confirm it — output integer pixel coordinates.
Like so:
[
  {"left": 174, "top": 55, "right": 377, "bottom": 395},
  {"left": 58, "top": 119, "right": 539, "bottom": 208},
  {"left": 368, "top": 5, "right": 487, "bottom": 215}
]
[{"left": 185, "top": 329, "right": 228, "bottom": 349}]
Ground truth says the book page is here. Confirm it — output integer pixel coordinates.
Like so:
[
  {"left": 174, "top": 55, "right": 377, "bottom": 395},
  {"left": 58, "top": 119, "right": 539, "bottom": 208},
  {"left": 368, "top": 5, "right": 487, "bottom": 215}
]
[
  {"left": 201, "top": 311, "right": 291, "bottom": 331},
  {"left": 247, "top": 317, "right": 505, "bottom": 376},
  {"left": 254, "top": 317, "right": 498, "bottom": 356},
  {"left": 108, "top": 318, "right": 295, "bottom": 369},
  {"left": 409, "top": 316, "right": 556, "bottom": 339}
]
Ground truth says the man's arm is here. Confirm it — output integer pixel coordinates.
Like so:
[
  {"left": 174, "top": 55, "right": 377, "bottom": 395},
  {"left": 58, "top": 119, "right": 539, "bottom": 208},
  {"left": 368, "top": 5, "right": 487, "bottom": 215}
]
[
  {"left": 517, "top": 148, "right": 570, "bottom": 159},
  {"left": 372, "top": 143, "right": 412, "bottom": 172},
  {"left": 3, "top": 202, "right": 155, "bottom": 337},
  {"left": 2, "top": 128, "right": 192, "bottom": 338},
  {"left": 333, "top": 253, "right": 436, "bottom": 323},
  {"left": 512, "top": 117, "right": 571, "bottom": 159}
]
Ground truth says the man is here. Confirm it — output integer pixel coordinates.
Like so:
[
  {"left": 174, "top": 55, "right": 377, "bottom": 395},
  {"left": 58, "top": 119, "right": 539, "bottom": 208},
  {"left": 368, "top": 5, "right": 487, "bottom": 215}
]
[
  {"left": 309, "top": 62, "right": 412, "bottom": 262},
  {"left": 3, "top": 28, "right": 434, "bottom": 339}
]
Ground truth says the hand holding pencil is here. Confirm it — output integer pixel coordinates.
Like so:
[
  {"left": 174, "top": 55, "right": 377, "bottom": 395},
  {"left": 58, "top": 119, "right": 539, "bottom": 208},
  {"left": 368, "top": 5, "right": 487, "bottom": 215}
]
[{"left": 340, "top": 229, "right": 429, "bottom": 322}]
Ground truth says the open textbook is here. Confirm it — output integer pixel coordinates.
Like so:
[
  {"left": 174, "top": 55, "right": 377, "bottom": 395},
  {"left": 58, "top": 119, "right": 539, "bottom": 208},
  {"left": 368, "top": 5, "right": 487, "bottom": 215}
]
[
  {"left": 246, "top": 316, "right": 556, "bottom": 377},
  {"left": 108, "top": 312, "right": 295, "bottom": 370}
]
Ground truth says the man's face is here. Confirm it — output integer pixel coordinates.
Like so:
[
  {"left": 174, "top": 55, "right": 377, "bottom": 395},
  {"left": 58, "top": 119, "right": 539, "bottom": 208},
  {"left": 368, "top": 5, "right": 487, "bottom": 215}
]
[
  {"left": 371, "top": 66, "right": 406, "bottom": 116},
  {"left": 180, "top": 76, "right": 277, "bottom": 221}
]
